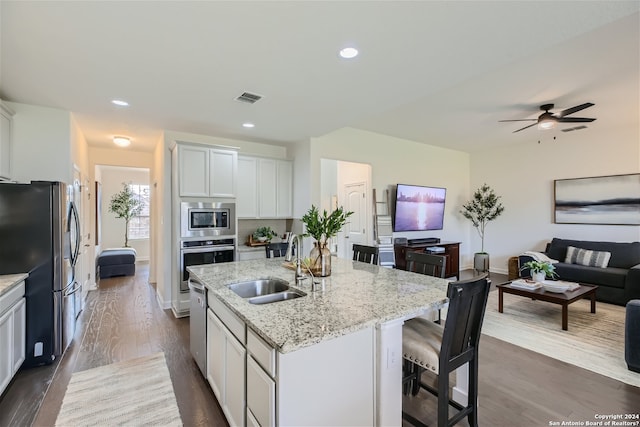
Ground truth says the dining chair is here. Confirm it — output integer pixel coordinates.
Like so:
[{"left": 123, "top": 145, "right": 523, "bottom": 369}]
[
  {"left": 352, "top": 244, "right": 379, "bottom": 265},
  {"left": 402, "top": 274, "right": 490, "bottom": 427},
  {"left": 406, "top": 251, "right": 447, "bottom": 278},
  {"left": 265, "top": 242, "right": 290, "bottom": 258}
]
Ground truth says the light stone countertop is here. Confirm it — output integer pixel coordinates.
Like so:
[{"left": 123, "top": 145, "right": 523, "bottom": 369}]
[
  {"left": 0, "top": 273, "right": 28, "bottom": 297},
  {"left": 188, "top": 257, "right": 449, "bottom": 353}
]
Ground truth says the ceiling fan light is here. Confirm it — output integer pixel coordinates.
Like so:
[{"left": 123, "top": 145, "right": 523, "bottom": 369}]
[
  {"left": 538, "top": 119, "right": 555, "bottom": 130},
  {"left": 113, "top": 136, "right": 131, "bottom": 147}
]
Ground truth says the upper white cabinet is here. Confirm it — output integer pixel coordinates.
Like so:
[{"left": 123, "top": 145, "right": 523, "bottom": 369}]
[
  {"left": 0, "top": 102, "right": 14, "bottom": 181},
  {"left": 177, "top": 143, "right": 237, "bottom": 198},
  {"left": 237, "top": 155, "right": 293, "bottom": 218}
]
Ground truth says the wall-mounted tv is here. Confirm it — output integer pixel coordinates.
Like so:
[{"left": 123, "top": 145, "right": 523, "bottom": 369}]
[{"left": 393, "top": 184, "right": 446, "bottom": 232}]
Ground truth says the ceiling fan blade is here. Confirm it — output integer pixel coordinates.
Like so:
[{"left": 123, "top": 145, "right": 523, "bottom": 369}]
[
  {"left": 557, "top": 117, "right": 596, "bottom": 123},
  {"left": 557, "top": 102, "right": 594, "bottom": 118},
  {"left": 498, "top": 119, "right": 537, "bottom": 122},
  {"left": 512, "top": 123, "right": 538, "bottom": 133}
]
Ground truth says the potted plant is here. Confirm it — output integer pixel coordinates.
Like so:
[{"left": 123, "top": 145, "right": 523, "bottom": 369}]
[
  {"left": 521, "top": 260, "right": 558, "bottom": 282},
  {"left": 253, "top": 226, "right": 277, "bottom": 242},
  {"left": 301, "top": 205, "right": 353, "bottom": 276},
  {"left": 108, "top": 183, "right": 142, "bottom": 247},
  {"left": 460, "top": 184, "right": 505, "bottom": 272}
]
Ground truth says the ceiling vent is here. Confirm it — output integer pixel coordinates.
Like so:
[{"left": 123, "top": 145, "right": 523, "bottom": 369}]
[
  {"left": 561, "top": 125, "right": 588, "bottom": 133},
  {"left": 235, "top": 92, "right": 262, "bottom": 104}
]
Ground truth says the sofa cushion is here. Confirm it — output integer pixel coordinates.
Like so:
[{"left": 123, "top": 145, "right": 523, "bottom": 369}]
[
  {"left": 565, "top": 246, "right": 611, "bottom": 268},
  {"left": 548, "top": 238, "right": 640, "bottom": 269},
  {"left": 554, "top": 263, "right": 627, "bottom": 289}
]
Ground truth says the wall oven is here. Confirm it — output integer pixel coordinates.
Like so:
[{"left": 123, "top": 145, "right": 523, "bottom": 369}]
[
  {"left": 181, "top": 202, "right": 236, "bottom": 239},
  {"left": 180, "top": 238, "right": 235, "bottom": 292}
]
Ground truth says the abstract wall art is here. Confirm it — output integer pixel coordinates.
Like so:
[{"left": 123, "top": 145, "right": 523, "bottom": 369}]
[{"left": 554, "top": 173, "right": 640, "bottom": 225}]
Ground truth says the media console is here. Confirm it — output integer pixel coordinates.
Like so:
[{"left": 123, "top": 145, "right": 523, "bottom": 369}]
[{"left": 394, "top": 241, "right": 461, "bottom": 279}]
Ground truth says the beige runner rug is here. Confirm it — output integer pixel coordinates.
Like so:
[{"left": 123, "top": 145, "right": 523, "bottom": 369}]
[
  {"left": 55, "top": 352, "right": 182, "bottom": 426},
  {"left": 482, "top": 293, "right": 640, "bottom": 388}
]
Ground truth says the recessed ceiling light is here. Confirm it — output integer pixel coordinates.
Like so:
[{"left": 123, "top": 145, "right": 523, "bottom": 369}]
[
  {"left": 111, "top": 99, "right": 129, "bottom": 107},
  {"left": 339, "top": 47, "right": 359, "bottom": 59},
  {"left": 242, "top": 123, "right": 255, "bottom": 128},
  {"left": 113, "top": 136, "right": 131, "bottom": 147}
]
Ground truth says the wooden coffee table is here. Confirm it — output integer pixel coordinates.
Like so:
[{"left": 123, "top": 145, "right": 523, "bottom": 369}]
[{"left": 497, "top": 282, "right": 598, "bottom": 331}]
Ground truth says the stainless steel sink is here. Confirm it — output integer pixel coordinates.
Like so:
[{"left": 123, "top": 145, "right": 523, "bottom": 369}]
[
  {"left": 248, "top": 290, "right": 306, "bottom": 305},
  {"left": 227, "top": 278, "right": 290, "bottom": 298}
]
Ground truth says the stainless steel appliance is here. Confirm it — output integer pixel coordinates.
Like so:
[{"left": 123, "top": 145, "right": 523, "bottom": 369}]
[
  {"left": 0, "top": 181, "right": 81, "bottom": 367},
  {"left": 180, "top": 201, "right": 236, "bottom": 239},
  {"left": 179, "top": 238, "right": 235, "bottom": 292},
  {"left": 188, "top": 276, "right": 207, "bottom": 376}
]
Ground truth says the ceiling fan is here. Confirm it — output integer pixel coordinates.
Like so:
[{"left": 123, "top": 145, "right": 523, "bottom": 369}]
[{"left": 500, "top": 102, "right": 596, "bottom": 133}]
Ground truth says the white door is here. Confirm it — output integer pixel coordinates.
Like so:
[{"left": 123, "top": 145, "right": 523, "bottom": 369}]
[{"left": 343, "top": 182, "right": 367, "bottom": 258}]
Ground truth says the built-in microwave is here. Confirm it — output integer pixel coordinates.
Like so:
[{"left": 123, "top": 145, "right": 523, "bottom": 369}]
[{"left": 180, "top": 202, "right": 236, "bottom": 239}]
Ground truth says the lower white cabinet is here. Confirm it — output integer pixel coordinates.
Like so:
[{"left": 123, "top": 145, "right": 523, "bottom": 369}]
[
  {"left": 247, "top": 355, "right": 276, "bottom": 426},
  {"left": 206, "top": 305, "right": 245, "bottom": 427},
  {"left": 0, "top": 285, "right": 26, "bottom": 397},
  {"left": 206, "top": 294, "right": 374, "bottom": 427}
]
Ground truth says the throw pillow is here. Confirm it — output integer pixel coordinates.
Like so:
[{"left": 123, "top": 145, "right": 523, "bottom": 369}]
[{"left": 565, "top": 246, "right": 611, "bottom": 268}]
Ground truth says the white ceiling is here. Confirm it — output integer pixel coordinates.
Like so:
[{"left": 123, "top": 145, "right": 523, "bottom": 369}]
[{"left": 1, "top": 1, "right": 638, "bottom": 153}]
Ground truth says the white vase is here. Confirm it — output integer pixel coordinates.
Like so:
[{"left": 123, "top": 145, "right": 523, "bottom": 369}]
[{"left": 531, "top": 271, "right": 546, "bottom": 282}]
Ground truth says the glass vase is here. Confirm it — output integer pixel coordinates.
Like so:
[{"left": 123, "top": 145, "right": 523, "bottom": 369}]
[{"left": 309, "top": 241, "right": 331, "bottom": 277}]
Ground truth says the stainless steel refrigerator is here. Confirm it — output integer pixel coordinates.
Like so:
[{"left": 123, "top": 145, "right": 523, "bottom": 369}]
[{"left": 0, "top": 181, "right": 81, "bottom": 367}]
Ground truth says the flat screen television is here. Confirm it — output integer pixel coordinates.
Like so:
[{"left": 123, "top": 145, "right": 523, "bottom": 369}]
[{"left": 393, "top": 184, "right": 446, "bottom": 232}]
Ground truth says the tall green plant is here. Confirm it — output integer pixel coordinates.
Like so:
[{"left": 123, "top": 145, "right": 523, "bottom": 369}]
[
  {"left": 301, "top": 205, "right": 353, "bottom": 243},
  {"left": 460, "top": 184, "right": 504, "bottom": 253},
  {"left": 109, "top": 183, "right": 142, "bottom": 247}
]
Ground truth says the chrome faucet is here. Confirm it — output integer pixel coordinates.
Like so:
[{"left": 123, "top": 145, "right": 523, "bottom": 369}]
[{"left": 285, "top": 233, "right": 305, "bottom": 284}]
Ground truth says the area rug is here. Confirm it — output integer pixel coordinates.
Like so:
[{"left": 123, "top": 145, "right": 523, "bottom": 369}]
[
  {"left": 482, "top": 293, "right": 640, "bottom": 388},
  {"left": 55, "top": 352, "right": 182, "bottom": 426}
]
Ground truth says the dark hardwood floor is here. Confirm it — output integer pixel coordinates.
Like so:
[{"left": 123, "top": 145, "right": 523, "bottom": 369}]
[{"left": 1, "top": 266, "right": 638, "bottom": 426}]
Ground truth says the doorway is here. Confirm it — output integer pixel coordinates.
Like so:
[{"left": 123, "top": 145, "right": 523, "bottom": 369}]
[{"left": 320, "top": 159, "right": 372, "bottom": 259}]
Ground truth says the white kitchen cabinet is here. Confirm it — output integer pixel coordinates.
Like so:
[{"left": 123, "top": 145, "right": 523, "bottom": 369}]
[
  {"left": 237, "top": 155, "right": 292, "bottom": 218},
  {"left": 247, "top": 355, "right": 275, "bottom": 427},
  {"left": 0, "top": 280, "right": 26, "bottom": 397},
  {"left": 236, "top": 156, "right": 258, "bottom": 217},
  {"left": 178, "top": 144, "right": 209, "bottom": 197},
  {"left": 177, "top": 143, "right": 237, "bottom": 198},
  {"left": 276, "top": 159, "right": 293, "bottom": 218},
  {"left": 209, "top": 149, "right": 237, "bottom": 198},
  {"left": 206, "top": 296, "right": 246, "bottom": 427},
  {"left": 0, "top": 102, "right": 14, "bottom": 181},
  {"left": 206, "top": 308, "right": 225, "bottom": 401},
  {"left": 258, "top": 158, "right": 278, "bottom": 217}
]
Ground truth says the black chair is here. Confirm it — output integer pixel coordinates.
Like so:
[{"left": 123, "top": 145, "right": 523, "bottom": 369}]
[
  {"left": 402, "top": 274, "right": 490, "bottom": 427},
  {"left": 352, "top": 244, "right": 379, "bottom": 265},
  {"left": 406, "top": 251, "right": 446, "bottom": 278},
  {"left": 265, "top": 242, "right": 289, "bottom": 258}
]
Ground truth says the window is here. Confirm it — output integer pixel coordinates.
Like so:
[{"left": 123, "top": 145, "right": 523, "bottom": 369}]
[{"left": 128, "top": 184, "right": 150, "bottom": 239}]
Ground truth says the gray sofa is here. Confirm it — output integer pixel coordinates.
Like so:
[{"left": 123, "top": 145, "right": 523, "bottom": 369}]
[{"left": 519, "top": 238, "right": 640, "bottom": 306}]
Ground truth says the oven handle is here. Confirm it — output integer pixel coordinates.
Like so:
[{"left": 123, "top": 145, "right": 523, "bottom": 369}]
[{"left": 181, "top": 245, "right": 236, "bottom": 254}]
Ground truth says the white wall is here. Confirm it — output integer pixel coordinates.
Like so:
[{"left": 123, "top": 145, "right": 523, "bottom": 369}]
[
  {"left": 310, "top": 127, "right": 472, "bottom": 266},
  {"left": 471, "top": 123, "right": 640, "bottom": 274},
  {"left": 99, "top": 166, "right": 150, "bottom": 260}
]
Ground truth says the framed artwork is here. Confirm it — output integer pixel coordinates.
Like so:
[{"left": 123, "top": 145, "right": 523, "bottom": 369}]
[
  {"left": 554, "top": 173, "right": 640, "bottom": 225},
  {"left": 95, "top": 181, "right": 102, "bottom": 245}
]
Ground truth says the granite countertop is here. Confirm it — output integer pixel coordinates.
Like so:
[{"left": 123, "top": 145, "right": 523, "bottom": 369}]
[
  {"left": 188, "top": 257, "right": 449, "bottom": 353},
  {"left": 0, "top": 273, "right": 29, "bottom": 297}
]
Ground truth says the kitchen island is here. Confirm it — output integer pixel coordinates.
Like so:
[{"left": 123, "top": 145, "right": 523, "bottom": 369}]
[{"left": 188, "top": 257, "right": 452, "bottom": 426}]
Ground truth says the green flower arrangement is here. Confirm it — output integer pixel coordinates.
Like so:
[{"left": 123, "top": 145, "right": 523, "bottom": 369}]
[
  {"left": 301, "top": 205, "right": 353, "bottom": 243},
  {"left": 521, "top": 260, "right": 558, "bottom": 278},
  {"left": 253, "top": 226, "right": 277, "bottom": 241}
]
